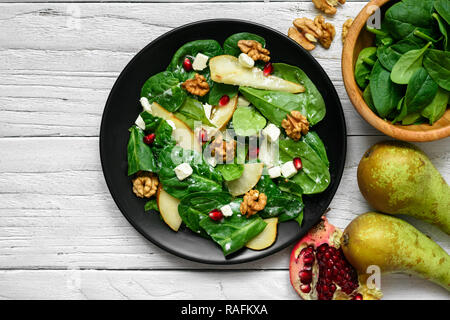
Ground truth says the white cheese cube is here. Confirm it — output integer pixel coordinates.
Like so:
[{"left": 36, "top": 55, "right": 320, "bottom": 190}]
[
  {"left": 203, "top": 103, "right": 213, "bottom": 119},
  {"left": 192, "top": 53, "right": 209, "bottom": 71},
  {"left": 135, "top": 115, "right": 146, "bottom": 130},
  {"left": 220, "top": 204, "right": 233, "bottom": 217},
  {"left": 268, "top": 166, "right": 282, "bottom": 179},
  {"left": 166, "top": 119, "right": 177, "bottom": 130},
  {"left": 174, "top": 163, "right": 193, "bottom": 181},
  {"left": 281, "top": 161, "right": 298, "bottom": 178},
  {"left": 262, "top": 123, "right": 281, "bottom": 142},
  {"left": 140, "top": 97, "right": 152, "bottom": 113},
  {"left": 238, "top": 53, "right": 255, "bottom": 69}
]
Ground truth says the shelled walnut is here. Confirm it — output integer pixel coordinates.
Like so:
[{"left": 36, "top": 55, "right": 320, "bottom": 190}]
[
  {"left": 314, "top": 15, "right": 336, "bottom": 49},
  {"left": 237, "top": 40, "right": 270, "bottom": 62},
  {"left": 312, "top": 0, "right": 346, "bottom": 15},
  {"left": 132, "top": 172, "right": 159, "bottom": 198},
  {"left": 209, "top": 134, "right": 236, "bottom": 163},
  {"left": 181, "top": 73, "right": 209, "bottom": 96},
  {"left": 240, "top": 190, "right": 267, "bottom": 218},
  {"left": 289, "top": 15, "right": 335, "bottom": 51},
  {"left": 342, "top": 18, "right": 353, "bottom": 44},
  {"left": 281, "top": 111, "right": 310, "bottom": 141}
]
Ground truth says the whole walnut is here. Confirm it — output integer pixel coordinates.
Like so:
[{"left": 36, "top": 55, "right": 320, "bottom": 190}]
[{"left": 132, "top": 172, "right": 159, "bottom": 198}]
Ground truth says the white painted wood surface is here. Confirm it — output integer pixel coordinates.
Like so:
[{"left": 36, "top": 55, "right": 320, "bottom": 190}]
[{"left": 0, "top": 0, "right": 449, "bottom": 300}]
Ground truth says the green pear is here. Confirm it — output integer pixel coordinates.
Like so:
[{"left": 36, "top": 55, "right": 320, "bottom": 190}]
[
  {"left": 341, "top": 212, "right": 450, "bottom": 291},
  {"left": 357, "top": 141, "right": 450, "bottom": 234}
]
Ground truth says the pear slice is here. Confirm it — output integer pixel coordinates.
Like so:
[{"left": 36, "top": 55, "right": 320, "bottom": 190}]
[
  {"left": 210, "top": 95, "right": 238, "bottom": 130},
  {"left": 156, "top": 185, "right": 182, "bottom": 232},
  {"left": 209, "top": 55, "right": 305, "bottom": 93},
  {"left": 226, "top": 162, "right": 264, "bottom": 196},
  {"left": 246, "top": 217, "right": 278, "bottom": 250},
  {"left": 150, "top": 102, "right": 201, "bottom": 152}
]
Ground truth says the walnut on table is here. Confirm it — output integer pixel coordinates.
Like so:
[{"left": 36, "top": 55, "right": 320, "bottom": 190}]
[
  {"left": 312, "top": 0, "right": 346, "bottom": 15},
  {"left": 181, "top": 73, "right": 209, "bottom": 96},
  {"left": 237, "top": 40, "right": 270, "bottom": 62},
  {"left": 289, "top": 15, "right": 335, "bottom": 51},
  {"left": 132, "top": 172, "right": 159, "bottom": 198},
  {"left": 209, "top": 134, "right": 236, "bottom": 163},
  {"left": 342, "top": 18, "right": 354, "bottom": 44},
  {"left": 281, "top": 110, "right": 310, "bottom": 141},
  {"left": 240, "top": 190, "right": 267, "bottom": 218}
]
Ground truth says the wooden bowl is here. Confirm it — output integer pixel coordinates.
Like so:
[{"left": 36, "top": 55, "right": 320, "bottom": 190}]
[{"left": 342, "top": 0, "right": 450, "bottom": 142}]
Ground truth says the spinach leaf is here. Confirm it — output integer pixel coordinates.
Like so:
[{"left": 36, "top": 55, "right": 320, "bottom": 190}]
[
  {"left": 402, "top": 112, "right": 423, "bottom": 125},
  {"left": 432, "top": 13, "right": 449, "bottom": 51},
  {"left": 223, "top": 32, "right": 266, "bottom": 57},
  {"left": 140, "top": 111, "right": 174, "bottom": 150},
  {"left": 173, "top": 97, "right": 214, "bottom": 130},
  {"left": 369, "top": 61, "right": 404, "bottom": 118},
  {"left": 405, "top": 67, "right": 438, "bottom": 113},
  {"left": 232, "top": 106, "right": 267, "bottom": 136},
  {"left": 421, "top": 88, "right": 449, "bottom": 124},
  {"left": 255, "top": 176, "right": 304, "bottom": 223},
  {"left": 141, "top": 71, "right": 187, "bottom": 112},
  {"left": 363, "top": 85, "right": 377, "bottom": 113},
  {"left": 167, "top": 40, "right": 223, "bottom": 81},
  {"left": 178, "top": 192, "right": 232, "bottom": 234},
  {"left": 435, "top": 0, "right": 450, "bottom": 25},
  {"left": 216, "top": 163, "right": 244, "bottom": 181},
  {"left": 377, "top": 38, "right": 423, "bottom": 71},
  {"left": 144, "top": 199, "right": 159, "bottom": 212},
  {"left": 423, "top": 49, "right": 450, "bottom": 91},
  {"left": 199, "top": 199, "right": 267, "bottom": 256},
  {"left": 355, "top": 47, "right": 377, "bottom": 88},
  {"left": 158, "top": 145, "right": 223, "bottom": 199},
  {"left": 278, "top": 138, "right": 331, "bottom": 194},
  {"left": 127, "top": 126, "right": 158, "bottom": 176},
  {"left": 385, "top": 0, "right": 435, "bottom": 40},
  {"left": 391, "top": 42, "right": 431, "bottom": 84},
  {"left": 302, "top": 131, "right": 329, "bottom": 167},
  {"left": 272, "top": 63, "right": 326, "bottom": 125},
  {"left": 208, "top": 83, "right": 238, "bottom": 106}
]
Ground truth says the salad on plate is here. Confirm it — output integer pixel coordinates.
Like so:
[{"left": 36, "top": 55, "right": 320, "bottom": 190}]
[{"left": 126, "top": 32, "right": 331, "bottom": 256}]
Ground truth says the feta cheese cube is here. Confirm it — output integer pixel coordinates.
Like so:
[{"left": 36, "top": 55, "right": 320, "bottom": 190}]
[
  {"left": 268, "top": 166, "right": 282, "bottom": 179},
  {"left": 281, "top": 161, "right": 298, "bottom": 178},
  {"left": 166, "top": 119, "right": 177, "bottom": 130},
  {"left": 262, "top": 123, "right": 280, "bottom": 142},
  {"left": 135, "top": 115, "right": 146, "bottom": 130},
  {"left": 203, "top": 103, "right": 213, "bottom": 119},
  {"left": 174, "top": 163, "right": 193, "bottom": 181},
  {"left": 238, "top": 53, "right": 255, "bottom": 69},
  {"left": 220, "top": 204, "right": 233, "bottom": 217},
  {"left": 192, "top": 53, "right": 209, "bottom": 71},
  {"left": 140, "top": 97, "right": 152, "bottom": 113}
]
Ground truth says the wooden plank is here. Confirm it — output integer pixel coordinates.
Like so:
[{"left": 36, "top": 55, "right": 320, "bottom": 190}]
[
  {"left": 0, "top": 136, "right": 448, "bottom": 270},
  {"left": 0, "top": 270, "right": 447, "bottom": 300},
  {"left": 0, "top": 2, "right": 374, "bottom": 137},
  {"left": 0, "top": 0, "right": 367, "bottom": 3}
]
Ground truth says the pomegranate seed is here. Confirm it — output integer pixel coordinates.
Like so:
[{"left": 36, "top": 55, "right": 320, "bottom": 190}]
[
  {"left": 183, "top": 57, "right": 192, "bottom": 71},
  {"left": 209, "top": 209, "right": 223, "bottom": 221},
  {"left": 218, "top": 95, "right": 230, "bottom": 106},
  {"left": 303, "top": 265, "right": 312, "bottom": 271},
  {"left": 330, "top": 284, "right": 336, "bottom": 292},
  {"left": 299, "top": 270, "right": 312, "bottom": 284},
  {"left": 199, "top": 128, "right": 208, "bottom": 143},
  {"left": 303, "top": 255, "right": 314, "bottom": 265},
  {"left": 263, "top": 62, "right": 273, "bottom": 76},
  {"left": 352, "top": 294, "right": 363, "bottom": 300},
  {"left": 300, "top": 284, "right": 311, "bottom": 293},
  {"left": 293, "top": 157, "right": 303, "bottom": 170},
  {"left": 143, "top": 133, "right": 156, "bottom": 145}
]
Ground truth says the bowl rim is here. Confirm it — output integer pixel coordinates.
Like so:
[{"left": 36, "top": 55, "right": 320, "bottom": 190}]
[{"left": 342, "top": 0, "right": 450, "bottom": 142}]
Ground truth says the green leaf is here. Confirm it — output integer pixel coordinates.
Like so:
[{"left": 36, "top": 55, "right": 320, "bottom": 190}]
[
  {"left": 421, "top": 88, "right": 449, "bottom": 124},
  {"left": 208, "top": 83, "right": 238, "bottom": 106},
  {"left": 377, "top": 38, "right": 423, "bottom": 71},
  {"left": 405, "top": 67, "right": 438, "bottom": 113},
  {"left": 423, "top": 49, "right": 450, "bottom": 91},
  {"left": 144, "top": 199, "right": 159, "bottom": 212},
  {"left": 232, "top": 106, "right": 267, "bottom": 136},
  {"left": 391, "top": 97, "right": 408, "bottom": 124},
  {"left": 302, "top": 131, "right": 329, "bottom": 167},
  {"left": 173, "top": 97, "right": 214, "bottom": 130},
  {"left": 435, "top": 0, "right": 450, "bottom": 25},
  {"left": 158, "top": 145, "right": 223, "bottom": 199},
  {"left": 127, "top": 126, "right": 158, "bottom": 176},
  {"left": 363, "top": 85, "right": 376, "bottom": 113},
  {"left": 199, "top": 199, "right": 267, "bottom": 256},
  {"left": 355, "top": 47, "right": 377, "bottom": 88},
  {"left": 391, "top": 42, "right": 431, "bottom": 84},
  {"left": 369, "top": 61, "right": 404, "bottom": 118},
  {"left": 216, "top": 163, "right": 244, "bottom": 181},
  {"left": 141, "top": 71, "right": 187, "bottom": 112},
  {"left": 140, "top": 111, "right": 174, "bottom": 150},
  {"left": 402, "top": 112, "right": 423, "bottom": 125},
  {"left": 223, "top": 32, "right": 266, "bottom": 57},
  {"left": 432, "top": 13, "right": 449, "bottom": 51}
]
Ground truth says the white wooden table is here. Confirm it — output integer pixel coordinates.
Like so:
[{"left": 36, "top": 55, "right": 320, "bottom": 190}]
[{"left": 0, "top": 0, "right": 449, "bottom": 300}]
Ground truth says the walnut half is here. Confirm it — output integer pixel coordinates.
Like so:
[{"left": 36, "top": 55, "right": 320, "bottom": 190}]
[
  {"left": 289, "top": 15, "right": 335, "bottom": 50},
  {"left": 209, "top": 134, "right": 236, "bottom": 163},
  {"left": 240, "top": 190, "right": 267, "bottom": 218},
  {"left": 342, "top": 18, "right": 353, "bottom": 44},
  {"left": 237, "top": 40, "right": 270, "bottom": 62},
  {"left": 281, "top": 111, "right": 310, "bottom": 141},
  {"left": 312, "top": 0, "right": 346, "bottom": 15},
  {"left": 132, "top": 172, "right": 159, "bottom": 198},
  {"left": 181, "top": 73, "right": 209, "bottom": 96}
]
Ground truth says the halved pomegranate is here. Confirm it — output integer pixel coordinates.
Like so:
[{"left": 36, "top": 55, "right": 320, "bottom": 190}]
[{"left": 289, "top": 217, "right": 382, "bottom": 300}]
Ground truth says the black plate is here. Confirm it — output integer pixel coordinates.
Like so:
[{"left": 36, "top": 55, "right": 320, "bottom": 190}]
[{"left": 100, "top": 19, "right": 347, "bottom": 264}]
